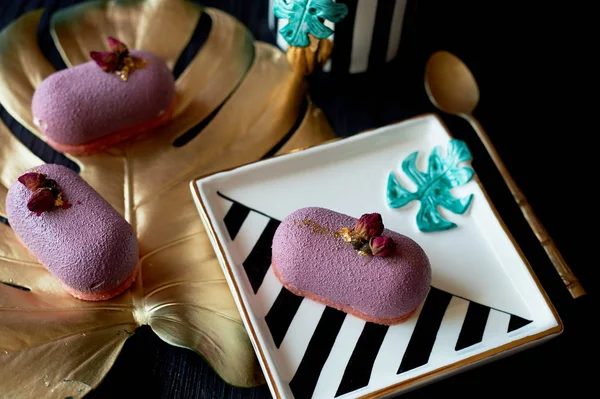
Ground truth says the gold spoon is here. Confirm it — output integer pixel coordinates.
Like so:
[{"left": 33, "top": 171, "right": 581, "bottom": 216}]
[{"left": 425, "top": 50, "right": 586, "bottom": 299}]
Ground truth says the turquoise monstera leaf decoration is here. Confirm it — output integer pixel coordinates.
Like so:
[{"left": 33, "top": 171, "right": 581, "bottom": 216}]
[
  {"left": 387, "top": 139, "right": 475, "bottom": 232},
  {"left": 274, "top": 0, "right": 348, "bottom": 47}
]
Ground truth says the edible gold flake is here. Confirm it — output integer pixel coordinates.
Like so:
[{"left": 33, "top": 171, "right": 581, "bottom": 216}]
[
  {"left": 292, "top": 218, "right": 347, "bottom": 240},
  {"left": 338, "top": 227, "right": 352, "bottom": 242},
  {"left": 54, "top": 193, "right": 64, "bottom": 207},
  {"left": 115, "top": 56, "right": 147, "bottom": 82}
]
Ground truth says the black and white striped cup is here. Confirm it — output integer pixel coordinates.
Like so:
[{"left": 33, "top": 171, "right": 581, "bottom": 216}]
[{"left": 268, "top": 0, "right": 408, "bottom": 74}]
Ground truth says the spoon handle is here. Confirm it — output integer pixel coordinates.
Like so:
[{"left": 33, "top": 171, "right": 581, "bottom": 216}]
[{"left": 463, "top": 114, "right": 586, "bottom": 299}]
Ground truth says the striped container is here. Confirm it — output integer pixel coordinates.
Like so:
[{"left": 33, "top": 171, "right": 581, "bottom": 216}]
[{"left": 268, "top": 0, "right": 409, "bottom": 74}]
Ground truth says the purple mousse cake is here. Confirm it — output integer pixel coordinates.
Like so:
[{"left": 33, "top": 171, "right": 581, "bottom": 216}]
[
  {"left": 31, "top": 37, "right": 175, "bottom": 156},
  {"left": 6, "top": 164, "right": 139, "bottom": 301},
  {"left": 271, "top": 207, "right": 432, "bottom": 325}
]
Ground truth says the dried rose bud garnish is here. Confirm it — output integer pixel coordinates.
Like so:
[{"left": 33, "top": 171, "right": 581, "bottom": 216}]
[
  {"left": 89, "top": 36, "right": 146, "bottom": 81},
  {"left": 17, "top": 172, "right": 46, "bottom": 191},
  {"left": 354, "top": 213, "right": 384, "bottom": 240},
  {"left": 369, "top": 236, "right": 396, "bottom": 257},
  {"left": 107, "top": 36, "right": 128, "bottom": 54},
  {"left": 338, "top": 212, "right": 394, "bottom": 257},
  {"left": 89, "top": 51, "right": 120, "bottom": 72},
  {"left": 18, "top": 172, "right": 72, "bottom": 216},
  {"left": 27, "top": 188, "right": 55, "bottom": 216}
]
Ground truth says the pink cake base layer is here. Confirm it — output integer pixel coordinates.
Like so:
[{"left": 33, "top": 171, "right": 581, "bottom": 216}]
[
  {"left": 272, "top": 261, "right": 419, "bottom": 326},
  {"left": 15, "top": 234, "right": 139, "bottom": 301},
  {"left": 63, "top": 260, "right": 140, "bottom": 301},
  {"left": 46, "top": 97, "right": 176, "bottom": 156}
]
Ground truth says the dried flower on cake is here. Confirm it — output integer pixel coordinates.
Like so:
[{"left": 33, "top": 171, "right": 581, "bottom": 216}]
[
  {"left": 89, "top": 37, "right": 145, "bottom": 81},
  {"left": 353, "top": 213, "right": 384, "bottom": 240},
  {"left": 27, "top": 188, "right": 56, "bottom": 216},
  {"left": 338, "top": 212, "right": 394, "bottom": 257},
  {"left": 107, "top": 36, "right": 128, "bottom": 55},
  {"left": 370, "top": 236, "right": 395, "bottom": 257},
  {"left": 18, "top": 172, "right": 47, "bottom": 191},
  {"left": 18, "top": 172, "right": 71, "bottom": 216},
  {"left": 89, "top": 51, "right": 120, "bottom": 72}
]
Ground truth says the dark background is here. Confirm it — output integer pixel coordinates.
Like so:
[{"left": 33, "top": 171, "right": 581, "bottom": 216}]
[{"left": 0, "top": 1, "right": 593, "bottom": 398}]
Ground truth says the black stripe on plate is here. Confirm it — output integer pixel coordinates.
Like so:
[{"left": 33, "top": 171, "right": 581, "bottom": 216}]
[
  {"left": 330, "top": 0, "right": 358, "bottom": 74},
  {"left": 261, "top": 96, "right": 309, "bottom": 159},
  {"left": 289, "top": 307, "right": 347, "bottom": 399},
  {"left": 1, "top": 282, "right": 31, "bottom": 291},
  {"left": 39, "top": 5, "right": 68, "bottom": 71},
  {"left": 367, "top": 0, "right": 396, "bottom": 69},
  {"left": 0, "top": 216, "right": 9, "bottom": 226},
  {"left": 223, "top": 202, "right": 250, "bottom": 240},
  {"left": 455, "top": 301, "right": 491, "bottom": 351},
  {"left": 242, "top": 218, "right": 280, "bottom": 293},
  {"left": 172, "top": 100, "right": 225, "bottom": 147},
  {"left": 216, "top": 192, "right": 277, "bottom": 219},
  {"left": 508, "top": 314, "right": 533, "bottom": 333},
  {"left": 397, "top": 287, "right": 452, "bottom": 374},
  {"left": 0, "top": 105, "right": 80, "bottom": 172},
  {"left": 172, "top": 41, "right": 255, "bottom": 148},
  {"left": 265, "top": 287, "right": 304, "bottom": 348},
  {"left": 172, "top": 11, "right": 212, "bottom": 80},
  {"left": 335, "top": 322, "right": 389, "bottom": 397}
]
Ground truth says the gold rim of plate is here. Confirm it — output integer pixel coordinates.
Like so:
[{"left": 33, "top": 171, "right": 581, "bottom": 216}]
[{"left": 189, "top": 112, "right": 563, "bottom": 399}]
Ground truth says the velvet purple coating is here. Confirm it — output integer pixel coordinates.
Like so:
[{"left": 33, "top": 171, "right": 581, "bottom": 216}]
[
  {"left": 6, "top": 164, "right": 139, "bottom": 294},
  {"left": 272, "top": 207, "right": 432, "bottom": 319},
  {"left": 31, "top": 50, "right": 175, "bottom": 145}
]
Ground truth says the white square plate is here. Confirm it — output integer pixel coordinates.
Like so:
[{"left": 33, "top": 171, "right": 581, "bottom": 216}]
[{"left": 190, "top": 114, "right": 562, "bottom": 399}]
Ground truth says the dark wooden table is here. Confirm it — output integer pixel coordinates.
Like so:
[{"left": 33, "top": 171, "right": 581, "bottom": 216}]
[{"left": 1, "top": 1, "right": 593, "bottom": 398}]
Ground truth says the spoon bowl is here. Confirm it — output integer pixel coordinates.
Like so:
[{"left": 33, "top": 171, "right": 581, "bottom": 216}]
[
  {"left": 424, "top": 50, "right": 585, "bottom": 299},
  {"left": 425, "top": 51, "right": 479, "bottom": 116}
]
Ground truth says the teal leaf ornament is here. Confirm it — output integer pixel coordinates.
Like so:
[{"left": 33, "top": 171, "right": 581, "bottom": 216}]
[
  {"left": 274, "top": 0, "right": 349, "bottom": 47},
  {"left": 387, "top": 139, "right": 475, "bottom": 232}
]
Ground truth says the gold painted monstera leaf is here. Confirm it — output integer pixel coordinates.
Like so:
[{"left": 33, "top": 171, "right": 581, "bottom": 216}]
[{"left": 0, "top": 1, "right": 335, "bottom": 397}]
